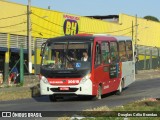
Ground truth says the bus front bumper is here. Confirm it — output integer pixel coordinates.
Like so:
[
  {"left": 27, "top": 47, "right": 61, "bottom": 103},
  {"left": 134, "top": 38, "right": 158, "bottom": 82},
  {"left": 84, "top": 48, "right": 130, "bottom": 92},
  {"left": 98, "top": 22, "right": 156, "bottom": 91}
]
[{"left": 40, "top": 79, "right": 93, "bottom": 96}]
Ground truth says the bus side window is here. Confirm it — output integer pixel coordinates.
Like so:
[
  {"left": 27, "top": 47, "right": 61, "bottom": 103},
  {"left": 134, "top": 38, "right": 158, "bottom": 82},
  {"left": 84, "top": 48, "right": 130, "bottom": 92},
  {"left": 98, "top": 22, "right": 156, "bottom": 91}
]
[
  {"left": 101, "top": 42, "right": 110, "bottom": 64},
  {"left": 110, "top": 42, "right": 119, "bottom": 63},
  {"left": 118, "top": 41, "right": 127, "bottom": 62},
  {"left": 95, "top": 43, "right": 101, "bottom": 67},
  {"left": 126, "top": 41, "right": 133, "bottom": 61}
]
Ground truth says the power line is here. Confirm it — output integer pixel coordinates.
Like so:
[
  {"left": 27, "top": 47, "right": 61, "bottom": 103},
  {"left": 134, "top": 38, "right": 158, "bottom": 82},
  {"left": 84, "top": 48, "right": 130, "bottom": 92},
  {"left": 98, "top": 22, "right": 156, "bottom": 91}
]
[
  {"left": 120, "top": 31, "right": 132, "bottom": 36},
  {"left": 32, "top": 12, "right": 63, "bottom": 27},
  {"left": 0, "top": 12, "right": 136, "bottom": 36},
  {"left": 32, "top": 22, "right": 63, "bottom": 35},
  {"left": 0, "top": 13, "right": 26, "bottom": 21},
  {"left": 107, "top": 26, "right": 133, "bottom": 33},
  {"left": 32, "top": 12, "right": 96, "bottom": 34},
  {"left": 0, "top": 21, "right": 26, "bottom": 28},
  {"left": 32, "top": 30, "right": 57, "bottom": 37},
  {"left": 33, "top": 12, "right": 137, "bottom": 37},
  {"left": 9, "top": 29, "right": 27, "bottom": 34},
  {"left": 32, "top": 12, "right": 136, "bottom": 34}
]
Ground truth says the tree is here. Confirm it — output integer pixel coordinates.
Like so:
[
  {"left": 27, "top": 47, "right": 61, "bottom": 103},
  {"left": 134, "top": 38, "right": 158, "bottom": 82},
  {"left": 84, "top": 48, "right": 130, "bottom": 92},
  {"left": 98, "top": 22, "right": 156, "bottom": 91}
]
[{"left": 144, "top": 16, "right": 159, "bottom": 22}]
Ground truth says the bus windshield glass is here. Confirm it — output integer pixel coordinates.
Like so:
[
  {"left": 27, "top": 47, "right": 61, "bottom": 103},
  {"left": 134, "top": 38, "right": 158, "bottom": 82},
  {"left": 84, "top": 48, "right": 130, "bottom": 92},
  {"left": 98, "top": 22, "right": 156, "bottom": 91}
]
[{"left": 42, "top": 41, "right": 92, "bottom": 71}]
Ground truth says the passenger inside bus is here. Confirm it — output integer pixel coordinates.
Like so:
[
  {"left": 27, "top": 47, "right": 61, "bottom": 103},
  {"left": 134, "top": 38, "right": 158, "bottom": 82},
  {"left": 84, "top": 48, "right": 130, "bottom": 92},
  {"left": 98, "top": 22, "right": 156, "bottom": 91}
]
[
  {"left": 110, "top": 47, "right": 119, "bottom": 63},
  {"left": 81, "top": 51, "right": 89, "bottom": 61}
]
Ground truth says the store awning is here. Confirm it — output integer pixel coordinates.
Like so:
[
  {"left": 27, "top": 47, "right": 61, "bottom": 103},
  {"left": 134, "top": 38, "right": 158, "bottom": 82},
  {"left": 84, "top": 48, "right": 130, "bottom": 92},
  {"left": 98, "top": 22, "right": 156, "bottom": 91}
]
[{"left": 10, "top": 48, "right": 34, "bottom": 54}]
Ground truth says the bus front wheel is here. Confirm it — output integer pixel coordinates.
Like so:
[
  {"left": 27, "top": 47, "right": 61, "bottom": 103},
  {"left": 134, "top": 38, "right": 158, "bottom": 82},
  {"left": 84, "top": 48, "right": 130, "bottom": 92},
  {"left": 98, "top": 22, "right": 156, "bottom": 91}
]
[{"left": 96, "top": 84, "right": 102, "bottom": 100}]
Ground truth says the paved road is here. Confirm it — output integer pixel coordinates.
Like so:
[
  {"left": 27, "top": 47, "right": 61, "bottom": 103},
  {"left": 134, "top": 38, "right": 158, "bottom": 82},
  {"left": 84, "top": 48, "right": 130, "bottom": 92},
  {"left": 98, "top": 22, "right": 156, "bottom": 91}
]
[{"left": 0, "top": 78, "right": 160, "bottom": 112}]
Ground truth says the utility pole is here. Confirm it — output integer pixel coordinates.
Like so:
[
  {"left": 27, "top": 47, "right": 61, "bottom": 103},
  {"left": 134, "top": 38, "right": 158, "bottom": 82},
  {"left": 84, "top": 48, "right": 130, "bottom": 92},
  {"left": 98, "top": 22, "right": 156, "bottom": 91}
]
[
  {"left": 135, "top": 15, "right": 138, "bottom": 53},
  {"left": 27, "top": 0, "right": 32, "bottom": 73},
  {"left": 132, "top": 21, "right": 134, "bottom": 41},
  {"left": 20, "top": 44, "right": 24, "bottom": 85},
  {"left": 135, "top": 15, "right": 138, "bottom": 74}
]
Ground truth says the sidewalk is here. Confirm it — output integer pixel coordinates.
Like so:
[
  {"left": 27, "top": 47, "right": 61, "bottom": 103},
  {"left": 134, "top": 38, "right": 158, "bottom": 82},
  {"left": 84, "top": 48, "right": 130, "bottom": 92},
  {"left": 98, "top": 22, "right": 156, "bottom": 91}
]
[
  {"left": 0, "top": 75, "right": 40, "bottom": 101},
  {"left": 135, "top": 69, "right": 160, "bottom": 80}
]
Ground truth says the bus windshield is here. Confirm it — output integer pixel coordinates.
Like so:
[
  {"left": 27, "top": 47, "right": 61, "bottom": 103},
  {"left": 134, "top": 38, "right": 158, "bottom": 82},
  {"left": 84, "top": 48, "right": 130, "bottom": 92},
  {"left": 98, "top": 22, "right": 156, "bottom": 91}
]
[{"left": 42, "top": 41, "right": 92, "bottom": 71}]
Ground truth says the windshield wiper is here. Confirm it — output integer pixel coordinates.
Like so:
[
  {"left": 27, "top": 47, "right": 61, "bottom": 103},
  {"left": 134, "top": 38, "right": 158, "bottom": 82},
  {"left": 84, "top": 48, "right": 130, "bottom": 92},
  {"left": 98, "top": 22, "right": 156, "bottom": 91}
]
[
  {"left": 64, "top": 41, "right": 77, "bottom": 71},
  {"left": 64, "top": 54, "right": 77, "bottom": 71}
]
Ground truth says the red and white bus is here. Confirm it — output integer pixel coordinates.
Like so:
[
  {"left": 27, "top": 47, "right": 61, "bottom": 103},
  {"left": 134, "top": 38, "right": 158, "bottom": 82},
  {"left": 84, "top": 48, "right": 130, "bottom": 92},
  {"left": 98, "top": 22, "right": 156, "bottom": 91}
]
[{"left": 40, "top": 34, "right": 135, "bottom": 101}]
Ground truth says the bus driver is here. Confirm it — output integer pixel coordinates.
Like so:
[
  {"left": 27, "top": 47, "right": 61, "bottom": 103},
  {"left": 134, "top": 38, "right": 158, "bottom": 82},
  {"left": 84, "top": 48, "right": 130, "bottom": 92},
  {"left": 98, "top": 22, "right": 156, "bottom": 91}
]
[{"left": 81, "top": 51, "right": 89, "bottom": 61}]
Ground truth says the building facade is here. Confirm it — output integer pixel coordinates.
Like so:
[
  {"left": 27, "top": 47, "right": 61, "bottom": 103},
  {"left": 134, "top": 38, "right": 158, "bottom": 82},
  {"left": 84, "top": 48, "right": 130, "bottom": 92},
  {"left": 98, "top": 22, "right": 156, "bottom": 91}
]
[{"left": 0, "top": 1, "right": 160, "bottom": 81}]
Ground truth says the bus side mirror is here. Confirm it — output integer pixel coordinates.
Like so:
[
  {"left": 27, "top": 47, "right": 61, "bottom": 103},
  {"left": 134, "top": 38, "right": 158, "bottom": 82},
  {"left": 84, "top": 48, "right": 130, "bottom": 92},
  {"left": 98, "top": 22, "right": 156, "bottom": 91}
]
[
  {"left": 40, "top": 42, "right": 46, "bottom": 56},
  {"left": 96, "top": 44, "right": 101, "bottom": 54},
  {"left": 40, "top": 52, "right": 42, "bottom": 56},
  {"left": 108, "top": 59, "right": 111, "bottom": 64}
]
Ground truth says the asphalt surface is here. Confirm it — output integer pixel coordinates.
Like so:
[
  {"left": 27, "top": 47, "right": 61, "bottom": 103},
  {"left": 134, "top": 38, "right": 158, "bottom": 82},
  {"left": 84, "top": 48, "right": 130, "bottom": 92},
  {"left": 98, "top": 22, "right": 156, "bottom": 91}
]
[
  {"left": 0, "top": 78, "right": 160, "bottom": 111},
  {"left": 0, "top": 70, "right": 160, "bottom": 119}
]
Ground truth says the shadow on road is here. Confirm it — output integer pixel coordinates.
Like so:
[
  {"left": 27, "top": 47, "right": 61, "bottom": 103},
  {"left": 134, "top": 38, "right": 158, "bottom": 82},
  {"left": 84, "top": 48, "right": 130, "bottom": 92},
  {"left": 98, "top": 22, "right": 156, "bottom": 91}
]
[
  {"left": 32, "top": 91, "right": 122, "bottom": 103},
  {"left": 30, "top": 83, "right": 131, "bottom": 103}
]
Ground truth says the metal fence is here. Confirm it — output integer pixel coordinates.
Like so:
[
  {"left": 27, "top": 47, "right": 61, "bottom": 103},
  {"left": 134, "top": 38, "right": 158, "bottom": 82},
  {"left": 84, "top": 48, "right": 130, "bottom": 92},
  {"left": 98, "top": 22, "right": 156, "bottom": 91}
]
[
  {"left": 137, "top": 45, "right": 160, "bottom": 70},
  {"left": 1, "top": 32, "right": 160, "bottom": 73}
]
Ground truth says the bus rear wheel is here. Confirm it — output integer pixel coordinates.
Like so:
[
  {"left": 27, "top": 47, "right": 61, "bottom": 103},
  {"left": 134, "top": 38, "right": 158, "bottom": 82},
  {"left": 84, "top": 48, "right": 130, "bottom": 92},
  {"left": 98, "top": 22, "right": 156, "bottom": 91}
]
[
  {"left": 49, "top": 94, "right": 57, "bottom": 102},
  {"left": 116, "top": 80, "right": 124, "bottom": 95}
]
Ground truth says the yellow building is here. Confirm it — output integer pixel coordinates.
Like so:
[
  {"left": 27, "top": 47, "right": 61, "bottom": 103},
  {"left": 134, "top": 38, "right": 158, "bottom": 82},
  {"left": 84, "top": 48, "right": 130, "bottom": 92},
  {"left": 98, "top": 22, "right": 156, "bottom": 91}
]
[{"left": 0, "top": 0, "right": 160, "bottom": 79}]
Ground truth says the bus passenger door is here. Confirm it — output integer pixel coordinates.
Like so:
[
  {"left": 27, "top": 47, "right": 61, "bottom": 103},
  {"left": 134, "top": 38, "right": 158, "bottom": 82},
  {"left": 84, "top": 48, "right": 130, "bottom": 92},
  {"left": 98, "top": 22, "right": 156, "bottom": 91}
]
[
  {"left": 94, "top": 42, "right": 104, "bottom": 93},
  {"left": 109, "top": 42, "right": 120, "bottom": 91},
  {"left": 101, "top": 42, "right": 112, "bottom": 94}
]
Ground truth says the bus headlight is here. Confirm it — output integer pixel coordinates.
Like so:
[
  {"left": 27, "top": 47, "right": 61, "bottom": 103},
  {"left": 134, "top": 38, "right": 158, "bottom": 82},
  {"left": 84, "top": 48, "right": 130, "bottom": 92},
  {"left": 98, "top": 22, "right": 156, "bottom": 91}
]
[
  {"left": 41, "top": 76, "right": 49, "bottom": 84},
  {"left": 80, "top": 73, "right": 91, "bottom": 84}
]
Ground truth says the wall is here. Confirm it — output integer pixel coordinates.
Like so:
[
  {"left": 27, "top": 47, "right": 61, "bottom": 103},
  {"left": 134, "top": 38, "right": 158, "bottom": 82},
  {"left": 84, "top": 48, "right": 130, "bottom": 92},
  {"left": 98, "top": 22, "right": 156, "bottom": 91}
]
[
  {"left": 0, "top": 1, "right": 27, "bottom": 35},
  {"left": 1, "top": 1, "right": 160, "bottom": 48},
  {"left": 0, "top": 1, "right": 160, "bottom": 73}
]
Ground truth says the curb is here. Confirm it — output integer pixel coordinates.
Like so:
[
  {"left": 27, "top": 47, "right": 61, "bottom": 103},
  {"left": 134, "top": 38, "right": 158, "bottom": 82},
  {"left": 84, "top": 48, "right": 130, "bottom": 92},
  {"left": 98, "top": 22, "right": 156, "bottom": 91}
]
[
  {"left": 135, "top": 70, "right": 160, "bottom": 81},
  {"left": 136, "top": 75, "right": 160, "bottom": 81}
]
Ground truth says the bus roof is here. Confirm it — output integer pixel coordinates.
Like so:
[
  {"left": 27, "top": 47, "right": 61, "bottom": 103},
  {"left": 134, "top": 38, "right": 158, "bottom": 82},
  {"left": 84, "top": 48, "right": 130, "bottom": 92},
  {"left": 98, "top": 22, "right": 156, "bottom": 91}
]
[
  {"left": 93, "top": 34, "right": 132, "bottom": 41},
  {"left": 46, "top": 34, "right": 132, "bottom": 44},
  {"left": 47, "top": 35, "right": 93, "bottom": 44}
]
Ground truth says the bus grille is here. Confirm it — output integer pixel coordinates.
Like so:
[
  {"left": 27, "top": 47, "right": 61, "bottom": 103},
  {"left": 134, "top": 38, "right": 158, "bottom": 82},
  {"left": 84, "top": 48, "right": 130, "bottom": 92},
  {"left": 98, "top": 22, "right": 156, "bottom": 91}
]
[{"left": 50, "top": 88, "right": 79, "bottom": 92}]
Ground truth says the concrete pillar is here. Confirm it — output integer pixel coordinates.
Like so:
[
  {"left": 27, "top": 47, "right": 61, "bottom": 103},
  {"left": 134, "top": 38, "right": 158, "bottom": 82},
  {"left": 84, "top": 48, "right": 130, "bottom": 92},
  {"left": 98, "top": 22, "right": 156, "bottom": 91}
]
[
  {"left": 4, "top": 34, "right": 10, "bottom": 82},
  {"left": 34, "top": 37, "right": 37, "bottom": 74},
  {"left": 149, "top": 49, "right": 152, "bottom": 69},
  {"left": 144, "top": 49, "right": 146, "bottom": 70}
]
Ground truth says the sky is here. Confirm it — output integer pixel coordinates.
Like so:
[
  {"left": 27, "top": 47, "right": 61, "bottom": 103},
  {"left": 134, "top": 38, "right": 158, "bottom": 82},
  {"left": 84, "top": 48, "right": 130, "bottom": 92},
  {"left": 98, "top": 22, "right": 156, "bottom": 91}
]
[{"left": 8, "top": 0, "right": 160, "bottom": 20}]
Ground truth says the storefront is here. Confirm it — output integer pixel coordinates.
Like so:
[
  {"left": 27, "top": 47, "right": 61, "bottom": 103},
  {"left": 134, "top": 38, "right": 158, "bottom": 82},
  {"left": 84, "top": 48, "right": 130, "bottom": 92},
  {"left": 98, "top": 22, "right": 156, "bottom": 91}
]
[{"left": 0, "top": 47, "right": 8, "bottom": 83}]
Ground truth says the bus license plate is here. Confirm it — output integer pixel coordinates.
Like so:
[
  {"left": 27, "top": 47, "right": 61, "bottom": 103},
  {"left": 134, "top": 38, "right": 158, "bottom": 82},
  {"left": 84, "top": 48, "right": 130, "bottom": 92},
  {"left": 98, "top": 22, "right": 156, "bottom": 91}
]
[{"left": 59, "top": 87, "right": 69, "bottom": 91}]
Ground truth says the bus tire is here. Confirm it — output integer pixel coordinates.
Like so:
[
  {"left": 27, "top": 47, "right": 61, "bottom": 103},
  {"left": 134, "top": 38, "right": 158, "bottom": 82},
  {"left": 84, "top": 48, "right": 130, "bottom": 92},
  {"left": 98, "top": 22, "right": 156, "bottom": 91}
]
[
  {"left": 49, "top": 95, "right": 56, "bottom": 102},
  {"left": 116, "top": 80, "right": 124, "bottom": 95},
  {"left": 96, "top": 84, "right": 102, "bottom": 100}
]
